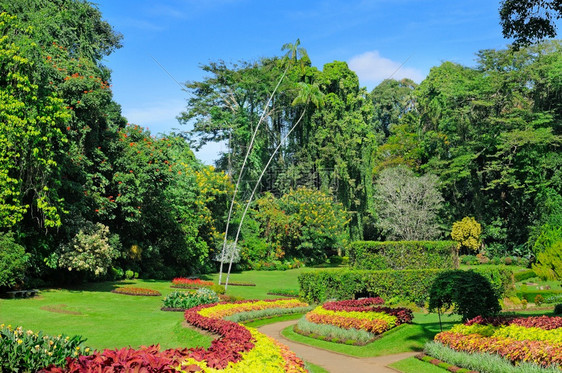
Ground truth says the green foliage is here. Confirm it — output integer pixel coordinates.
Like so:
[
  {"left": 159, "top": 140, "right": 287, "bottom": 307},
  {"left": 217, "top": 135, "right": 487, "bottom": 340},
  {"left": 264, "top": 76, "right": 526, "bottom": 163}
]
[
  {"left": 0, "top": 232, "right": 28, "bottom": 288},
  {"left": 298, "top": 269, "right": 444, "bottom": 304},
  {"left": 533, "top": 241, "right": 562, "bottom": 280},
  {"left": 251, "top": 188, "right": 349, "bottom": 264},
  {"left": 428, "top": 270, "right": 501, "bottom": 321},
  {"left": 516, "top": 289, "right": 562, "bottom": 302},
  {"left": 162, "top": 288, "right": 219, "bottom": 310},
  {"left": 295, "top": 317, "right": 376, "bottom": 344},
  {"left": 348, "top": 241, "right": 456, "bottom": 270},
  {"left": 223, "top": 306, "right": 312, "bottom": 323},
  {"left": 451, "top": 217, "right": 482, "bottom": 252},
  {"left": 425, "top": 341, "right": 559, "bottom": 373},
  {"left": 0, "top": 323, "right": 90, "bottom": 372},
  {"left": 554, "top": 304, "right": 562, "bottom": 315},
  {"left": 514, "top": 269, "right": 537, "bottom": 282},
  {"left": 472, "top": 266, "right": 514, "bottom": 298},
  {"left": 56, "top": 222, "right": 119, "bottom": 277}
]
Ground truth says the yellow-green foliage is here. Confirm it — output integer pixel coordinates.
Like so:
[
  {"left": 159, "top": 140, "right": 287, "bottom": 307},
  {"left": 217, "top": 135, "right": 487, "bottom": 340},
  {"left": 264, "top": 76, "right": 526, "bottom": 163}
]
[
  {"left": 451, "top": 323, "right": 562, "bottom": 344},
  {"left": 310, "top": 306, "right": 398, "bottom": 328},
  {"left": 533, "top": 241, "right": 562, "bottom": 280},
  {"left": 451, "top": 217, "right": 482, "bottom": 251}
]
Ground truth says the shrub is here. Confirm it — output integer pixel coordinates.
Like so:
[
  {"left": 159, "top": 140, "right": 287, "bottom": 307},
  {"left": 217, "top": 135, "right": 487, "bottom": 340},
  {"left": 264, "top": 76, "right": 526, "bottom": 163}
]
[
  {"left": 535, "top": 294, "right": 544, "bottom": 306},
  {"left": 0, "top": 324, "right": 90, "bottom": 372},
  {"left": 298, "top": 267, "right": 513, "bottom": 305},
  {"left": 56, "top": 222, "right": 119, "bottom": 277},
  {"left": 428, "top": 270, "right": 501, "bottom": 321},
  {"left": 125, "top": 270, "right": 134, "bottom": 280},
  {"left": 554, "top": 304, "right": 562, "bottom": 315},
  {"left": 514, "top": 269, "right": 536, "bottom": 282},
  {"left": 298, "top": 269, "right": 442, "bottom": 304},
  {"left": 516, "top": 289, "right": 562, "bottom": 303},
  {"left": 111, "top": 287, "right": 161, "bottom": 296},
  {"left": 162, "top": 288, "right": 219, "bottom": 310},
  {"left": 0, "top": 232, "right": 28, "bottom": 288},
  {"left": 460, "top": 255, "right": 478, "bottom": 265},
  {"left": 451, "top": 217, "right": 482, "bottom": 252},
  {"left": 348, "top": 241, "right": 456, "bottom": 270}
]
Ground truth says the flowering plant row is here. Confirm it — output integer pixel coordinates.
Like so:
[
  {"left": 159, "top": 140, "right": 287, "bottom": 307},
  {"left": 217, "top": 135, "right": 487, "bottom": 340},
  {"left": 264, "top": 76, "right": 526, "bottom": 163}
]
[
  {"left": 111, "top": 287, "right": 161, "bottom": 296},
  {"left": 44, "top": 299, "right": 308, "bottom": 372},
  {"left": 172, "top": 277, "right": 214, "bottom": 287},
  {"left": 0, "top": 324, "right": 89, "bottom": 372},
  {"left": 434, "top": 315, "right": 562, "bottom": 367},
  {"left": 305, "top": 306, "right": 396, "bottom": 334},
  {"left": 322, "top": 297, "right": 385, "bottom": 311}
]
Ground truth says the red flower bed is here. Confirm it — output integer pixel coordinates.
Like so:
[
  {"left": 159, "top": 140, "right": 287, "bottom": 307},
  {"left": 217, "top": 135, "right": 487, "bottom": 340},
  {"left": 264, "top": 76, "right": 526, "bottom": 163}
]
[
  {"left": 466, "top": 315, "right": 562, "bottom": 330},
  {"left": 111, "top": 287, "right": 161, "bottom": 296},
  {"left": 172, "top": 278, "right": 214, "bottom": 287},
  {"left": 306, "top": 312, "right": 390, "bottom": 334},
  {"left": 321, "top": 298, "right": 413, "bottom": 325}
]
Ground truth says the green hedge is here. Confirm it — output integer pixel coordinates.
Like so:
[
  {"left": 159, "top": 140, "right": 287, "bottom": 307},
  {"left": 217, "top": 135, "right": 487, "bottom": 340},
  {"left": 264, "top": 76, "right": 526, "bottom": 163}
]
[
  {"left": 348, "top": 241, "right": 457, "bottom": 270},
  {"left": 516, "top": 289, "right": 562, "bottom": 303},
  {"left": 513, "top": 269, "right": 536, "bottom": 282},
  {"left": 298, "top": 267, "right": 514, "bottom": 305}
]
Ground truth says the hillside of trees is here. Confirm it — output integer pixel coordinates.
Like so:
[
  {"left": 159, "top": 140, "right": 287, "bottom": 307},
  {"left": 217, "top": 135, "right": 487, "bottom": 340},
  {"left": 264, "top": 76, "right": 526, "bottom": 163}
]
[{"left": 1, "top": 0, "right": 560, "bottom": 287}]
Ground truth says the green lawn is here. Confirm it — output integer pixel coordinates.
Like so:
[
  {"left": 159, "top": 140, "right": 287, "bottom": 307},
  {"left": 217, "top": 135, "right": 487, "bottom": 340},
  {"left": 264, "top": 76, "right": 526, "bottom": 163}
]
[
  {"left": 0, "top": 268, "right": 320, "bottom": 350},
  {"left": 0, "top": 279, "right": 212, "bottom": 350},
  {"left": 389, "top": 357, "right": 447, "bottom": 373}
]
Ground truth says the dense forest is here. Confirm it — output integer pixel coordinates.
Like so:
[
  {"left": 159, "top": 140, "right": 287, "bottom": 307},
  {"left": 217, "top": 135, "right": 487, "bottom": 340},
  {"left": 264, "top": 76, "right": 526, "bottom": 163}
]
[{"left": 1, "top": 0, "right": 561, "bottom": 287}]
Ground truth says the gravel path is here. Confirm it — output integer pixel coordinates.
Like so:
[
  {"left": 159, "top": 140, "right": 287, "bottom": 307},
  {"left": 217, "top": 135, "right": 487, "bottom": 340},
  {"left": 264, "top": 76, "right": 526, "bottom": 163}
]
[{"left": 258, "top": 320, "right": 417, "bottom": 373}]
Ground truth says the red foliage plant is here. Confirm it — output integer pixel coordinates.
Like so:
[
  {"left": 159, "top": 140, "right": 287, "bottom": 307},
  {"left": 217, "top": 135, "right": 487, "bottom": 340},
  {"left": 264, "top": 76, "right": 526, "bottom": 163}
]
[{"left": 322, "top": 298, "right": 413, "bottom": 325}]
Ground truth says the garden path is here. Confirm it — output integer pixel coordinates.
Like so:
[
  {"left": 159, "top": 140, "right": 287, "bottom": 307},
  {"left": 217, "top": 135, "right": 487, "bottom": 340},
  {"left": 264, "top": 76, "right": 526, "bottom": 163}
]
[{"left": 258, "top": 320, "right": 416, "bottom": 373}]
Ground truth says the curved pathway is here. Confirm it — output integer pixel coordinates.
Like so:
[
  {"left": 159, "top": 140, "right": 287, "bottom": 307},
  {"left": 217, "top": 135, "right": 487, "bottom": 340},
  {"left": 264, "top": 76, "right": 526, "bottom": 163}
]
[{"left": 258, "top": 320, "right": 417, "bottom": 373}]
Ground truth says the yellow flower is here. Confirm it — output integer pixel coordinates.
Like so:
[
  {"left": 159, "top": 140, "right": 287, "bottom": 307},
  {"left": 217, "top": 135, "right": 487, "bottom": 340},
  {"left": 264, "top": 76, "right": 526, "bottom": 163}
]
[{"left": 17, "top": 339, "right": 22, "bottom": 344}]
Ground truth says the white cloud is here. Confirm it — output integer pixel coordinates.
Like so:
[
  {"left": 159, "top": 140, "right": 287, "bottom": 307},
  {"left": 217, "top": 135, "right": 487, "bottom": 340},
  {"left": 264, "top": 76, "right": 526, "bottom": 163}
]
[
  {"left": 348, "top": 50, "right": 425, "bottom": 87},
  {"left": 123, "top": 99, "right": 186, "bottom": 135}
]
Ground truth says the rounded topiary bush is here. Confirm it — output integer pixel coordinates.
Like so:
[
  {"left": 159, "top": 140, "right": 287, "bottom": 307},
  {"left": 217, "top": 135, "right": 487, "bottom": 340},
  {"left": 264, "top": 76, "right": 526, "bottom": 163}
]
[{"left": 429, "top": 269, "right": 501, "bottom": 321}]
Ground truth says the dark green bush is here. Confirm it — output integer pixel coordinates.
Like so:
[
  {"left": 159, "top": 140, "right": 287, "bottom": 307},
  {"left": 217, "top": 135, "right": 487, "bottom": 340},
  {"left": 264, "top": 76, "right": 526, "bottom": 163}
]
[
  {"left": 472, "top": 266, "right": 514, "bottom": 298},
  {"left": 554, "top": 304, "right": 562, "bottom": 315},
  {"left": 348, "top": 241, "right": 456, "bottom": 270},
  {"left": 298, "top": 269, "right": 443, "bottom": 304},
  {"left": 0, "top": 232, "right": 28, "bottom": 288},
  {"left": 428, "top": 270, "right": 501, "bottom": 321}
]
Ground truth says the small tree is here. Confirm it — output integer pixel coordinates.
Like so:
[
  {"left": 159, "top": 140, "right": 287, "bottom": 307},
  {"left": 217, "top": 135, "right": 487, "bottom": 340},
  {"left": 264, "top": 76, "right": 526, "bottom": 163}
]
[
  {"left": 57, "top": 222, "right": 119, "bottom": 277},
  {"left": 0, "top": 232, "right": 28, "bottom": 288},
  {"left": 533, "top": 241, "right": 562, "bottom": 280},
  {"left": 429, "top": 270, "right": 500, "bottom": 326},
  {"left": 374, "top": 166, "right": 443, "bottom": 240},
  {"left": 451, "top": 217, "right": 482, "bottom": 254}
]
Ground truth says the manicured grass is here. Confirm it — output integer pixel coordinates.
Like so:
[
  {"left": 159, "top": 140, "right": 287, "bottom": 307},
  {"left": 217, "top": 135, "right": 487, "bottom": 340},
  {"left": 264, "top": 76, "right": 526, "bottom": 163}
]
[
  {"left": 203, "top": 267, "right": 340, "bottom": 300},
  {"left": 305, "top": 362, "right": 330, "bottom": 373},
  {"left": 243, "top": 313, "right": 304, "bottom": 328},
  {"left": 0, "top": 279, "right": 212, "bottom": 351},
  {"left": 389, "top": 356, "right": 447, "bottom": 373},
  {"left": 282, "top": 312, "right": 462, "bottom": 357}
]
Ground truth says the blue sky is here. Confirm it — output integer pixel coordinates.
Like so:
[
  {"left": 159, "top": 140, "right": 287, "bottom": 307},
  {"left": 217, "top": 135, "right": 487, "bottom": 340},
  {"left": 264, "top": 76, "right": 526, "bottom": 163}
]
[{"left": 96, "top": 0, "right": 511, "bottom": 164}]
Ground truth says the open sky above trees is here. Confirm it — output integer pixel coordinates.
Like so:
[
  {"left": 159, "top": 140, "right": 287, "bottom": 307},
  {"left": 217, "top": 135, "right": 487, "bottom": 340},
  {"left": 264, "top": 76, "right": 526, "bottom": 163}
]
[{"left": 96, "top": 0, "right": 515, "bottom": 163}]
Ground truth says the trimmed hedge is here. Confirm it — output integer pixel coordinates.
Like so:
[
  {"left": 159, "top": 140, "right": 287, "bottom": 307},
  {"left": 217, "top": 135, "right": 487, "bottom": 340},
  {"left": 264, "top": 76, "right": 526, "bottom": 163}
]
[
  {"left": 348, "top": 241, "right": 457, "bottom": 270},
  {"left": 298, "top": 267, "right": 513, "bottom": 305},
  {"left": 516, "top": 289, "right": 562, "bottom": 303},
  {"left": 513, "top": 269, "right": 536, "bottom": 282}
]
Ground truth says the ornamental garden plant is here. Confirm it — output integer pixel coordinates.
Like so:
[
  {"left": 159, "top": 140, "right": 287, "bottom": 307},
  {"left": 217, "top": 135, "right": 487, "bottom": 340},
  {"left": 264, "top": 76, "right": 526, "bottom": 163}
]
[
  {"left": 111, "top": 287, "right": 161, "bottom": 296},
  {"left": 171, "top": 277, "right": 215, "bottom": 288},
  {"left": 429, "top": 315, "right": 562, "bottom": 370},
  {"left": 295, "top": 297, "right": 413, "bottom": 345}
]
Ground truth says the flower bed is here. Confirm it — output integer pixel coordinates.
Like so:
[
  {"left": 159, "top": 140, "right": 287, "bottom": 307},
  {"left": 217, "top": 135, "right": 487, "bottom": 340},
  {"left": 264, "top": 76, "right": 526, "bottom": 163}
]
[
  {"left": 433, "top": 315, "right": 562, "bottom": 368},
  {"left": 111, "top": 287, "right": 161, "bottom": 296},
  {"left": 171, "top": 277, "right": 214, "bottom": 289},
  {"left": 161, "top": 288, "right": 219, "bottom": 311},
  {"left": 44, "top": 299, "right": 309, "bottom": 372},
  {"left": 295, "top": 297, "right": 413, "bottom": 344}
]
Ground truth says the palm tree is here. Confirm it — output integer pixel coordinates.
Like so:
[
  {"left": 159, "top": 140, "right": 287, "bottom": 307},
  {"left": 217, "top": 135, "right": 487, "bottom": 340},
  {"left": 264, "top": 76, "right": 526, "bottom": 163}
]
[
  {"left": 223, "top": 82, "right": 324, "bottom": 289},
  {"left": 217, "top": 40, "right": 305, "bottom": 285}
]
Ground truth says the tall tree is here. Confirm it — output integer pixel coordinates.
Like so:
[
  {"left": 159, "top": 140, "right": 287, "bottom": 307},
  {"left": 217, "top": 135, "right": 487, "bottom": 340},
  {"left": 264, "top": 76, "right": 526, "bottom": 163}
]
[{"left": 500, "top": 0, "right": 562, "bottom": 48}]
